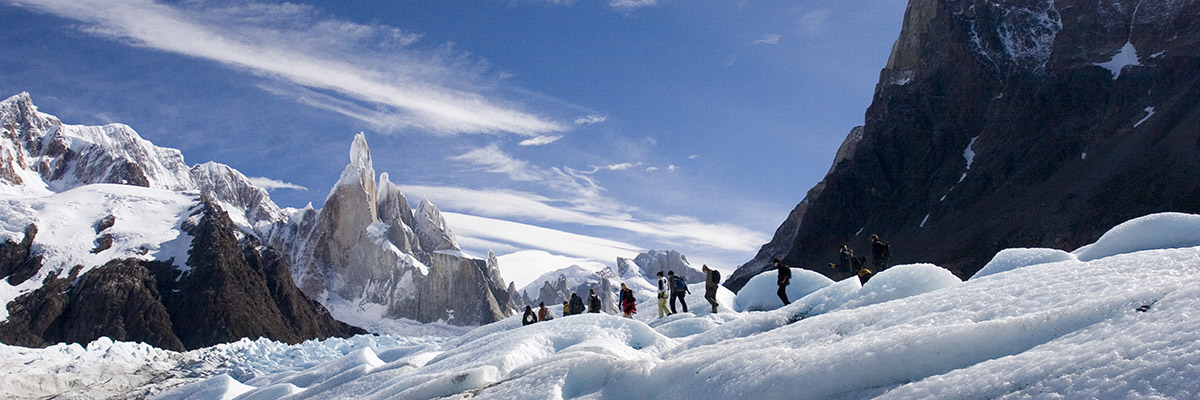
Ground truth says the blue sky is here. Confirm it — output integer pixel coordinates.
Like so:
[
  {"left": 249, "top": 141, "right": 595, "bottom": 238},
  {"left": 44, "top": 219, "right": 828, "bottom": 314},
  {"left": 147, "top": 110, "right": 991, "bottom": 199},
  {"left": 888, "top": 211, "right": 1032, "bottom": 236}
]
[{"left": 0, "top": 0, "right": 907, "bottom": 288}]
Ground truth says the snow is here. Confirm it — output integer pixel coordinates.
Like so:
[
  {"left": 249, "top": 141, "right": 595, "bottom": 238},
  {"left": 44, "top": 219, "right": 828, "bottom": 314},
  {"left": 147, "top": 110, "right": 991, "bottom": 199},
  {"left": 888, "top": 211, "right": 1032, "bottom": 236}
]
[
  {"left": 974, "top": 247, "right": 1077, "bottom": 279},
  {"left": 1072, "top": 212, "right": 1200, "bottom": 261},
  {"left": 1136, "top": 106, "right": 1156, "bottom": 127},
  {"left": 958, "top": 136, "right": 979, "bottom": 183},
  {"left": 7, "top": 212, "right": 1200, "bottom": 399},
  {"left": 0, "top": 184, "right": 198, "bottom": 319},
  {"left": 962, "top": 136, "right": 978, "bottom": 168},
  {"left": 521, "top": 264, "right": 599, "bottom": 294},
  {"left": 502, "top": 250, "right": 611, "bottom": 290},
  {"left": 732, "top": 267, "right": 831, "bottom": 311},
  {"left": 1098, "top": 41, "right": 1141, "bottom": 79}
]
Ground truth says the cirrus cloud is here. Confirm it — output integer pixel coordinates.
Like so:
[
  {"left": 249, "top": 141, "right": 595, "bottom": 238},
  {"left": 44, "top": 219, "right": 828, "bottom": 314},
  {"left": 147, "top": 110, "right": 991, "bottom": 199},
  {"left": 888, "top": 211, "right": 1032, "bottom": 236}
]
[{"left": 9, "top": 0, "right": 567, "bottom": 136}]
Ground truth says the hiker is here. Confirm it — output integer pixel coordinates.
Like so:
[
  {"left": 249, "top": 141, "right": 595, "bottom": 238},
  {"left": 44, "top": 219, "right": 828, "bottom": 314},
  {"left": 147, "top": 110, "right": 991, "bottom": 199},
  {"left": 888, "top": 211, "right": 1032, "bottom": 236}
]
[
  {"left": 838, "top": 245, "right": 856, "bottom": 278},
  {"left": 569, "top": 292, "right": 585, "bottom": 316},
  {"left": 857, "top": 268, "right": 873, "bottom": 284},
  {"left": 775, "top": 258, "right": 791, "bottom": 305},
  {"left": 619, "top": 283, "right": 637, "bottom": 318},
  {"left": 587, "top": 289, "right": 602, "bottom": 313},
  {"left": 537, "top": 302, "right": 554, "bottom": 321},
  {"left": 657, "top": 271, "right": 671, "bottom": 318},
  {"left": 668, "top": 270, "right": 689, "bottom": 314},
  {"left": 562, "top": 300, "right": 570, "bottom": 315},
  {"left": 522, "top": 305, "right": 537, "bottom": 326},
  {"left": 871, "top": 234, "right": 891, "bottom": 271},
  {"left": 703, "top": 265, "right": 720, "bottom": 313}
]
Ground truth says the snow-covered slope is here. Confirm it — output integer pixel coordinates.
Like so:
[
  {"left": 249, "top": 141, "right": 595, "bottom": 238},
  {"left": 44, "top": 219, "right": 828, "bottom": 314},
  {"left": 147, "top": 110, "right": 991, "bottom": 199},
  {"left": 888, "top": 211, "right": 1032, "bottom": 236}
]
[
  {"left": 0, "top": 184, "right": 197, "bottom": 319},
  {"left": 14, "top": 213, "right": 1200, "bottom": 399}
]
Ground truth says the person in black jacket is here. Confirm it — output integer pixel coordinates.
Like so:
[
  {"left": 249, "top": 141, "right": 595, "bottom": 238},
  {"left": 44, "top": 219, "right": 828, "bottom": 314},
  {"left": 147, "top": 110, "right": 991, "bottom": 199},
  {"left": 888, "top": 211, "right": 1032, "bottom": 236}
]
[
  {"left": 838, "top": 245, "right": 856, "bottom": 279},
  {"left": 775, "top": 258, "right": 791, "bottom": 305},
  {"left": 702, "top": 265, "right": 720, "bottom": 313},
  {"left": 587, "top": 289, "right": 602, "bottom": 313},
  {"left": 568, "top": 292, "right": 585, "bottom": 316},
  {"left": 668, "top": 271, "right": 689, "bottom": 314},
  {"left": 870, "top": 234, "right": 891, "bottom": 271},
  {"left": 522, "top": 305, "right": 537, "bottom": 326}
]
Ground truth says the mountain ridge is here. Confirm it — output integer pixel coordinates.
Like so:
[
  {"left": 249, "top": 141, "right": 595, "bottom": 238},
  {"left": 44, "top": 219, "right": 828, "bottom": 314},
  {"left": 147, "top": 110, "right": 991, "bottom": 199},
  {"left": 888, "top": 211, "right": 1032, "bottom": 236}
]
[{"left": 728, "top": 0, "right": 1200, "bottom": 291}]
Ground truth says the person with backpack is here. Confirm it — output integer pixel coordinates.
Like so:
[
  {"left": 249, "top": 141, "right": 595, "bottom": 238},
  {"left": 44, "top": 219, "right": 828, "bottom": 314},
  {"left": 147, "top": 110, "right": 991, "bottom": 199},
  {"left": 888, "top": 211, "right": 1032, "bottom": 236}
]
[
  {"left": 838, "top": 245, "right": 856, "bottom": 279},
  {"left": 537, "top": 302, "right": 554, "bottom": 322},
  {"left": 668, "top": 270, "right": 689, "bottom": 314},
  {"left": 871, "top": 234, "right": 891, "bottom": 271},
  {"left": 656, "top": 271, "right": 671, "bottom": 318},
  {"left": 522, "top": 305, "right": 538, "bottom": 326},
  {"left": 587, "top": 289, "right": 602, "bottom": 313},
  {"left": 569, "top": 292, "right": 585, "bottom": 316},
  {"left": 774, "top": 258, "right": 791, "bottom": 305},
  {"left": 702, "top": 265, "right": 720, "bottom": 313}
]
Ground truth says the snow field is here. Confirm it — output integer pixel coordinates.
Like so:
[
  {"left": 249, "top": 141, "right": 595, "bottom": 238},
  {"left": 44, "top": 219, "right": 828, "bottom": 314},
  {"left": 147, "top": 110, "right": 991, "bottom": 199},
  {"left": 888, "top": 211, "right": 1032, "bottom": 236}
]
[
  {"left": 732, "top": 267, "right": 832, "bottom": 312},
  {"left": 7, "top": 212, "right": 1200, "bottom": 399},
  {"left": 0, "top": 184, "right": 198, "bottom": 319}
]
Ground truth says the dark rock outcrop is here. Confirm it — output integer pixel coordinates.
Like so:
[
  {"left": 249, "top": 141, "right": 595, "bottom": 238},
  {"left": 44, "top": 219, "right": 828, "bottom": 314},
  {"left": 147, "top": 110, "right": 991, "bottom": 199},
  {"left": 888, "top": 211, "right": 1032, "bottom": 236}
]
[
  {"left": 49, "top": 259, "right": 183, "bottom": 351},
  {"left": 169, "top": 195, "right": 362, "bottom": 349},
  {"left": 0, "top": 224, "right": 43, "bottom": 286},
  {"left": 730, "top": 0, "right": 1200, "bottom": 290}
]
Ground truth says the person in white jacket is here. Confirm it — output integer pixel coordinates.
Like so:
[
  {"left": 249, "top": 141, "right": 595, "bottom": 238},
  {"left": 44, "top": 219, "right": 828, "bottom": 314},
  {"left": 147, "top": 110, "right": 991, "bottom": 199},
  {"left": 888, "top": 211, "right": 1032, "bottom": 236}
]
[{"left": 657, "top": 271, "right": 671, "bottom": 318}]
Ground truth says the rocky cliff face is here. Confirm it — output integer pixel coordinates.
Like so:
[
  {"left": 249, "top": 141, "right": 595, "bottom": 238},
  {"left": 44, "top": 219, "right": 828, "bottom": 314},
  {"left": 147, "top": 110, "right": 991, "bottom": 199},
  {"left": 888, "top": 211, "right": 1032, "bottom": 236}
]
[
  {"left": 290, "top": 134, "right": 514, "bottom": 326},
  {"left": 730, "top": 0, "right": 1200, "bottom": 290}
]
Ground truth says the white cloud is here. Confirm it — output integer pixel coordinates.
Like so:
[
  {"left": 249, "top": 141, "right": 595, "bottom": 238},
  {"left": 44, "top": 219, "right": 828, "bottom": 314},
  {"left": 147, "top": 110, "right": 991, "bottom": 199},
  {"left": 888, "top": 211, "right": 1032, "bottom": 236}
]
[
  {"left": 449, "top": 145, "right": 611, "bottom": 214},
  {"left": 667, "top": 165, "right": 678, "bottom": 172},
  {"left": 646, "top": 167, "right": 659, "bottom": 172},
  {"left": 444, "top": 212, "right": 641, "bottom": 280},
  {"left": 688, "top": 154, "right": 700, "bottom": 160},
  {"left": 608, "top": 0, "right": 659, "bottom": 10},
  {"left": 497, "top": 250, "right": 610, "bottom": 292},
  {"left": 752, "top": 34, "right": 782, "bottom": 45},
  {"left": 449, "top": 145, "right": 541, "bottom": 182},
  {"left": 587, "top": 163, "right": 639, "bottom": 173},
  {"left": 247, "top": 177, "right": 308, "bottom": 192},
  {"left": 797, "top": 10, "right": 832, "bottom": 37},
  {"left": 518, "top": 135, "right": 564, "bottom": 146},
  {"left": 401, "top": 185, "right": 768, "bottom": 253},
  {"left": 12, "top": 0, "right": 566, "bottom": 136},
  {"left": 574, "top": 114, "right": 608, "bottom": 125}
]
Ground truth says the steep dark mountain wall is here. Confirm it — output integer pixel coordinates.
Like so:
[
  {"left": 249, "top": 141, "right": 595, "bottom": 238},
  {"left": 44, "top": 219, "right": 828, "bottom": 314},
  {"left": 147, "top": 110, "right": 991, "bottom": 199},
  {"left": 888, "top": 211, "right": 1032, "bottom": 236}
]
[
  {"left": 730, "top": 0, "right": 1200, "bottom": 290},
  {"left": 0, "top": 197, "right": 362, "bottom": 351}
]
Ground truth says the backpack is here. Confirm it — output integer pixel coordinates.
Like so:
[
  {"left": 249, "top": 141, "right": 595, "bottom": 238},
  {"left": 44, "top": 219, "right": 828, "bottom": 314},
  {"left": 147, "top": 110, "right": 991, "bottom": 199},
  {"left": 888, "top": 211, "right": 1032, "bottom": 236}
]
[
  {"left": 569, "top": 294, "right": 584, "bottom": 315},
  {"left": 672, "top": 275, "right": 687, "bottom": 291},
  {"left": 711, "top": 270, "right": 721, "bottom": 284}
]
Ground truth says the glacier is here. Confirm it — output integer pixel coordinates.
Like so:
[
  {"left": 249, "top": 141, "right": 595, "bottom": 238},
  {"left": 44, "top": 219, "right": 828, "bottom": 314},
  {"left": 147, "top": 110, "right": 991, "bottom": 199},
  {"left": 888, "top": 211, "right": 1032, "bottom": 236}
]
[{"left": 3, "top": 212, "right": 1199, "bottom": 399}]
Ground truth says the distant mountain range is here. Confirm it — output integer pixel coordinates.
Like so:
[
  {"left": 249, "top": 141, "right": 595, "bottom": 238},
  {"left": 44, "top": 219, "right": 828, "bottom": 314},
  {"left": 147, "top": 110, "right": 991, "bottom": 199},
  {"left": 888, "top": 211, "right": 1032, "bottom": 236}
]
[
  {"left": 0, "top": 92, "right": 514, "bottom": 350},
  {"left": 729, "top": 0, "right": 1200, "bottom": 291}
]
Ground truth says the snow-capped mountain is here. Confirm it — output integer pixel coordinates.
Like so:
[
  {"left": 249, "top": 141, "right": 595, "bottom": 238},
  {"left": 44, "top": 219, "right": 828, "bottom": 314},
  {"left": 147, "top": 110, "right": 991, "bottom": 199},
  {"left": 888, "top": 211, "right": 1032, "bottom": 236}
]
[
  {"left": 287, "top": 133, "right": 514, "bottom": 326},
  {"left": 0, "top": 93, "right": 515, "bottom": 351},
  {"left": 730, "top": 0, "right": 1200, "bottom": 290},
  {"left": 517, "top": 249, "right": 709, "bottom": 315}
]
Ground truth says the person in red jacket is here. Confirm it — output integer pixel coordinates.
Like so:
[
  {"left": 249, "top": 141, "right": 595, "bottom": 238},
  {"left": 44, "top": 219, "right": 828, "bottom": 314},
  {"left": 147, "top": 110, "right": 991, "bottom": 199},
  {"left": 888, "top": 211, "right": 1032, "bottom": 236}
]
[{"left": 619, "top": 283, "right": 637, "bottom": 318}]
